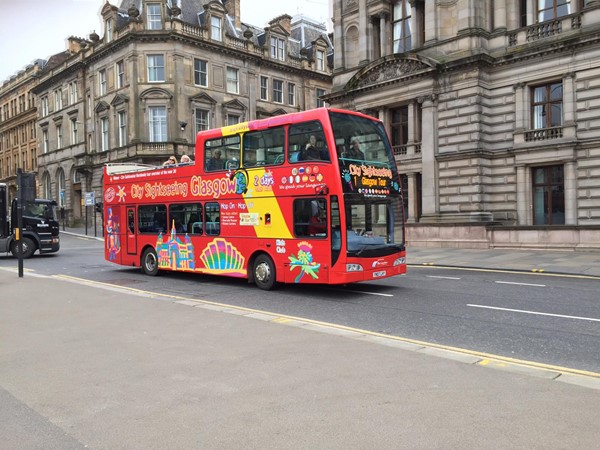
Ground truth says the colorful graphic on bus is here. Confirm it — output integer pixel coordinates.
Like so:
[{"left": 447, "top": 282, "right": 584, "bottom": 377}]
[{"left": 102, "top": 108, "right": 406, "bottom": 290}]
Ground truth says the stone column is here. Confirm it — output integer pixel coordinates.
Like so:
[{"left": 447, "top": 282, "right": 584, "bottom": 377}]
[
  {"left": 513, "top": 82, "right": 525, "bottom": 135},
  {"left": 562, "top": 72, "right": 576, "bottom": 125},
  {"left": 419, "top": 95, "right": 438, "bottom": 217},
  {"left": 424, "top": 0, "right": 437, "bottom": 44},
  {"left": 564, "top": 161, "right": 577, "bottom": 225},
  {"left": 332, "top": 0, "right": 344, "bottom": 71},
  {"left": 516, "top": 165, "right": 529, "bottom": 225},
  {"left": 359, "top": 0, "right": 369, "bottom": 64},
  {"left": 494, "top": 0, "right": 507, "bottom": 31},
  {"left": 406, "top": 172, "right": 417, "bottom": 223},
  {"left": 379, "top": 12, "right": 388, "bottom": 58},
  {"left": 409, "top": 0, "right": 421, "bottom": 48}
]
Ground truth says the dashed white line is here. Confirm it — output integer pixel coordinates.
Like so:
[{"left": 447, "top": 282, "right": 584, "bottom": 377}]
[
  {"left": 426, "top": 275, "right": 461, "bottom": 280},
  {"left": 495, "top": 280, "right": 546, "bottom": 287},
  {"left": 467, "top": 304, "right": 600, "bottom": 322}
]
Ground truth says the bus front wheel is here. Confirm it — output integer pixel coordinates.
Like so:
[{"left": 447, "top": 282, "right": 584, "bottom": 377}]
[
  {"left": 254, "top": 254, "right": 276, "bottom": 290},
  {"left": 141, "top": 248, "right": 159, "bottom": 276}
]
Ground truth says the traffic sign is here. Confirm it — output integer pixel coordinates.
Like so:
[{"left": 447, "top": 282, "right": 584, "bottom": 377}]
[{"left": 85, "top": 192, "right": 95, "bottom": 206}]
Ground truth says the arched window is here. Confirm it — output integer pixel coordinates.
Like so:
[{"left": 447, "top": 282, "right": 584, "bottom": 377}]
[
  {"left": 57, "top": 168, "right": 66, "bottom": 207},
  {"left": 42, "top": 172, "right": 52, "bottom": 200}
]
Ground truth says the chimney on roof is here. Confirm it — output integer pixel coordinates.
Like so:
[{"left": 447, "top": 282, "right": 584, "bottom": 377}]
[
  {"left": 224, "top": 0, "right": 241, "bottom": 30},
  {"left": 67, "top": 36, "right": 84, "bottom": 54}
]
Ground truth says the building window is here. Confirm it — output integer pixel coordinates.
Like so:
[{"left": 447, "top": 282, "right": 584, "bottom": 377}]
[
  {"left": 260, "top": 76, "right": 268, "bottom": 101},
  {"left": 69, "top": 82, "right": 78, "bottom": 104},
  {"left": 147, "top": 3, "right": 162, "bottom": 29},
  {"left": 57, "top": 170, "right": 65, "bottom": 207},
  {"left": 195, "top": 108, "right": 209, "bottom": 133},
  {"left": 99, "top": 69, "right": 107, "bottom": 95},
  {"left": 531, "top": 82, "right": 563, "bottom": 129},
  {"left": 57, "top": 124, "right": 63, "bottom": 148},
  {"left": 116, "top": 60, "right": 125, "bottom": 89},
  {"left": 316, "top": 50, "right": 325, "bottom": 71},
  {"left": 147, "top": 55, "right": 165, "bottom": 82},
  {"left": 227, "top": 114, "right": 240, "bottom": 126},
  {"left": 288, "top": 83, "right": 295, "bottom": 105},
  {"left": 194, "top": 59, "right": 208, "bottom": 86},
  {"left": 149, "top": 106, "right": 167, "bottom": 141},
  {"left": 41, "top": 97, "right": 49, "bottom": 116},
  {"left": 43, "top": 173, "right": 52, "bottom": 200},
  {"left": 533, "top": 165, "right": 565, "bottom": 225},
  {"left": 71, "top": 118, "right": 77, "bottom": 144},
  {"left": 270, "top": 37, "right": 285, "bottom": 61},
  {"left": 55, "top": 89, "right": 63, "bottom": 110},
  {"left": 393, "top": 0, "right": 412, "bottom": 53},
  {"left": 118, "top": 111, "right": 127, "bottom": 147},
  {"left": 391, "top": 106, "right": 409, "bottom": 151},
  {"left": 105, "top": 19, "right": 113, "bottom": 42},
  {"left": 272, "top": 79, "right": 283, "bottom": 103},
  {"left": 100, "top": 117, "right": 109, "bottom": 151},
  {"left": 537, "top": 0, "right": 572, "bottom": 22},
  {"left": 316, "top": 88, "right": 326, "bottom": 108},
  {"left": 211, "top": 16, "right": 222, "bottom": 41},
  {"left": 42, "top": 130, "right": 49, "bottom": 153},
  {"left": 226, "top": 67, "right": 239, "bottom": 94}
]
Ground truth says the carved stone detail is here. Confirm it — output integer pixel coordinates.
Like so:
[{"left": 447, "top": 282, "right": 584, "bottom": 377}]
[{"left": 356, "top": 59, "right": 429, "bottom": 88}]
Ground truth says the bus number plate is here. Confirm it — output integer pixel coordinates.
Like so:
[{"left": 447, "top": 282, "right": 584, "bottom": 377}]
[{"left": 373, "top": 270, "right": 386, "bottom": 278}]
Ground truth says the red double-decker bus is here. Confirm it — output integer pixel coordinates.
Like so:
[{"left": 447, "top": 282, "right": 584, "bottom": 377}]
[{"left": 102, "top": 108, "right": 406, "bottom": 290}]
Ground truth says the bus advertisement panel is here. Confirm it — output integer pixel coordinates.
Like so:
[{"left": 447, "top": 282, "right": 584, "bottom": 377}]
[{"left": 102, "top": 108, "right": 406, "bottom": 290}]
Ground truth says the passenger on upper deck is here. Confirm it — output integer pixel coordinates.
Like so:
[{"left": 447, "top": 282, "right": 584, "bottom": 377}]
[
  {"left": 343, "top": 138, "right": 365, "bottom": 161},
  {"left": 300, "top": 134, "right": 327, "bottom": 161},
  {"left": 206, "top": 150, "right": 224, "bottom": 171}
]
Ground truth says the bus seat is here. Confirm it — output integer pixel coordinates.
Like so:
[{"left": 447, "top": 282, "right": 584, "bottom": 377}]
[{"left": 289, "top": 151, "right": 300, "bottom": 163}]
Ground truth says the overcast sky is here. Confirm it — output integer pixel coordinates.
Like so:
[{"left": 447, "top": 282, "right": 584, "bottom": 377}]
[{"left": 0, "top": 0, "right": 330, "bottom": 83}]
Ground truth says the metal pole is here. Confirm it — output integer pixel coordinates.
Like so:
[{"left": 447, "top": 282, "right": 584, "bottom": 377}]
[
  {"left": 85, "top": 205, "right": 88, "bottom": 236},
  {"left": 94, "top": 206, "right": 97, "bottom": 237},
  {"left": 16, "top": 169, "right": 23, "bottom": 278}
]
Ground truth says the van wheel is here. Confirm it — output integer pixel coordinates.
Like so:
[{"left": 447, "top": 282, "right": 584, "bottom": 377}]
[
  {"left": 254, "top": 254, "right": 276, "bottom": 290},
  {"left": 141, "top": 248, "right": 159, "bottom": 276},
  {"left": 10, "top": 237, "right": 35, "bottom": 259}
]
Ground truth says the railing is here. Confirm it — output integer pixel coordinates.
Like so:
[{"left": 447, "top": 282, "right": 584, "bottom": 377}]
[
  {"left": 181, "top": 23, "right": 205, "bottom": 38},
  {"left": 525, "top": 127, "right": 563, "bottom": 142},
  {"left": 392, "top": 142, "right": 422, "bottom": 157},
  {"left": 508, "top": 13, "right": 582, "bottom": 47}
]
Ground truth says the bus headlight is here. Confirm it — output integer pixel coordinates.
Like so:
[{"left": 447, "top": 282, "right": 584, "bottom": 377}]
[
  {"left": 346, "top": 263, "right": 363, "bottom": 272},
  {"left": 393, "top": 257, "right": 406, "bottom": 266}
]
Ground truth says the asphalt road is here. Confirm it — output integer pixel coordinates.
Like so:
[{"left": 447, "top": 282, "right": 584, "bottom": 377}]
[{"left": 2, "top": 233, "right": 599, "bottom": 373}]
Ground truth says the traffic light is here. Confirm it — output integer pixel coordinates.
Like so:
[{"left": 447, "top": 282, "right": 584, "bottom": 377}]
[{"left": 95, "top": 202, "right": 103, "bottom": 213}]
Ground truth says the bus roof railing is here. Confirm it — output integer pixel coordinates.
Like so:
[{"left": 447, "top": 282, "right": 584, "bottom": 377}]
[{"left": 105, "top": 163, "right": 158, "bottom": 175}]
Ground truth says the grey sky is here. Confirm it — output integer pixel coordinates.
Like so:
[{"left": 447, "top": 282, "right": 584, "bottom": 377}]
[{"left": 0, "top": 0, "right": 330, "bottom": 83}]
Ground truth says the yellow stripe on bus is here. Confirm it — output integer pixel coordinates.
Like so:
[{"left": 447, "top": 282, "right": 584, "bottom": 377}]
[
  {"left": 221, "top": 122, "right": 250, "bottom": 136},
  {"left": 243, "top": 168, "right": 292, "bottom": 239}
]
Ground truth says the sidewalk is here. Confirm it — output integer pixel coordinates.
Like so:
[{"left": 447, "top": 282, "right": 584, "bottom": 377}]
[
  {"left": 63, "top": 225, "right": 600, "bottom": 277},
  {"left": 0, "top": 269, "right": 598, "bottom": 449}
]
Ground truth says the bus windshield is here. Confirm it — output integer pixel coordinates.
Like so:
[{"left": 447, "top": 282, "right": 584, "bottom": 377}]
[{"left": 330, "top": 112, "right": 397, "bottom": 169}]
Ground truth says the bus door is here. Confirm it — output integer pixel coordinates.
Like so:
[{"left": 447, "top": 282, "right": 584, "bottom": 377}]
[{"left": 126, "top": 206, "right": 137, "bottom": 255}]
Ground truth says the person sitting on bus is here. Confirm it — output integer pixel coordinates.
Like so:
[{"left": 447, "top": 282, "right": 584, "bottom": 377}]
[
  {"left": 206, "top": 150, "right": 224, "bottom": 171},
  {"left": 343, "top": 138, "right": 365, "bottom": 160},
  {"left": 300, "top": 135, "right": 322, "bottom": 161},
  {"left": 163, "top": 155, "right": 177, "bottom": 166},
  {"left": 180, "top": 154, "right": 193, "bottom": 164}
]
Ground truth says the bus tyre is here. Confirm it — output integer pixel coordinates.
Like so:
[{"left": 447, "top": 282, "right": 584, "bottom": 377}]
[
  {"left": 141, "top": 247, "right": 159, "bottom": 276},
  {"left": 254, "top": 254, "right": 276, "bottom": 291},
  {"left": 10, "top": 237, "right": 35, "bottom": 259}
]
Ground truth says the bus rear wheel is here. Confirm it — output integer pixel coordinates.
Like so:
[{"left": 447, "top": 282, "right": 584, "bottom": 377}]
[
  {"left": 10, "top": 237, "right": 35, "bottom": 259},
  {"left": 254, "top": 254, "right": 276, "bottom": 290},
  {"left": 141, "top": 247, "right": 159, "bottom": 276}
]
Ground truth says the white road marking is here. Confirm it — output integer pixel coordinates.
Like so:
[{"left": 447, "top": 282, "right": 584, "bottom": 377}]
[
  {"left": 467, "top": 304, "right": 600, "bottom": 322},
  {"left": 495, "top": 280, "right": 546, "bottom": 287},
  {"left": 340, "top": 289, "right": 394, "bottom": 297},
  {"left": 426, "top": 275, "right": 461, "bottom": 280}
]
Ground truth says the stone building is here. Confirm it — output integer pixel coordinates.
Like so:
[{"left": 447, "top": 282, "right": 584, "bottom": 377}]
[
  {"left": 0, "top": 60, "right": 46, "bottom": 199},
  {"left": 327, "top": 0, "right": 600, "bottom": 250},
  {"left": 30, "top": 0, "right": 332, "bottom": 225}
]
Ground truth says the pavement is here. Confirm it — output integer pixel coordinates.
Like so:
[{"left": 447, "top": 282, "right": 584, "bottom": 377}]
[{"left": 0, "top": 227, "right": 598, "bottom": 448}]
